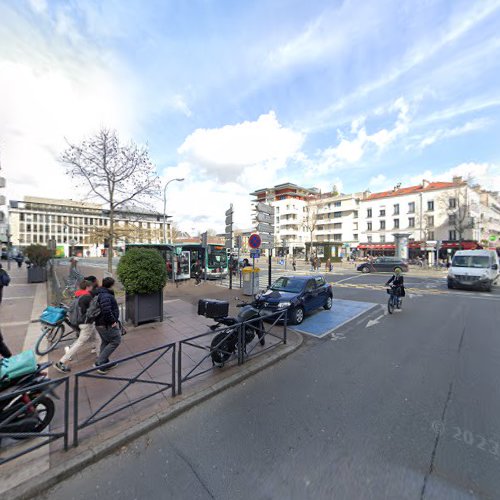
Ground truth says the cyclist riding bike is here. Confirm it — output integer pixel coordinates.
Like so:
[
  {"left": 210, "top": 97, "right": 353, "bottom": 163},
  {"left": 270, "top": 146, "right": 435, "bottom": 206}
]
[{"left": 385, "top": 268, "right": 405, "bottom": 307}]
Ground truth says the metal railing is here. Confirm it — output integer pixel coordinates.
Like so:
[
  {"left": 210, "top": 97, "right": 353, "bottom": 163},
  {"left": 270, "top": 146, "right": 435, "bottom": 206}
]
[
  {"left": 0, "top": 377, "right": 70, "bottom": 465},
  {"left": 177, "top": 308, "right": 288, "bottom": 395},
  {"left": 73, "top": 342, "right": 175, "bottom": 446}
]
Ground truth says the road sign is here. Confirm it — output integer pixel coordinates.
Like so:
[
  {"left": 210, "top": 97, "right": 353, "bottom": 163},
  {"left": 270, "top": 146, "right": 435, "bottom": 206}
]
[
  {"left": 249, "top": 233, "right": 262, "bottom": 249},
  {"left": 256, "top": 202, "right": 275, "bottom": 215},
  {"left": 225, "top": 216, "right": 232, "bottom": 225},
  {"left": 225, "top": 207, "right": 234, "bottom": 217},
  {"left": 235, "top": 235, "right": 242, "bottom": 248},
  {"left": 250, "top": 249, "right": 261, "bottom": 258},
  {"left": 259, "top": 233, "right": 274, "bottom": 243},
  {"left": 200, "top": 231, "right": 208, "bottom": 248},
  {"left": 255, "top": 212, "right": 273, "bottom": 223},
  {"left": 257, "top": 222, "right": 273, "bottom": 233},
  {"left": 225, "top": 225, "right": 232, "bottom": 233},
  {"left": 225, "top": 238, "right": 232, "bottom": 248}
]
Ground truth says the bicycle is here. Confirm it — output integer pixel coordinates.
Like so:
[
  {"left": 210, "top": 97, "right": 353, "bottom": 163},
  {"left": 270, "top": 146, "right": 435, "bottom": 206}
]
[
  {"left": 35, "top": 304, "right": 79, "bottom": 356},
  {"left": 387, "top": 286, "right": 403, "bottom": 314}
]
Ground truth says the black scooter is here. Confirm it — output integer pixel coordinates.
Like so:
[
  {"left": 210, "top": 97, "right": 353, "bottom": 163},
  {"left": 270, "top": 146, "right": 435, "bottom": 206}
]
[
  {"left": 199, "top": 299, "right": 266, "bottom": 367},
  {"left": 0, "top": 362, "right": 56, "bottom": 446}
]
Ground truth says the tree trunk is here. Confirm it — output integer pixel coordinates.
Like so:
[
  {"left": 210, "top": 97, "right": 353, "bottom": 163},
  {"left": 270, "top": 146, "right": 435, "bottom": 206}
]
[{"left": 108, "top": 205, "right": 114, "bottom": 274}]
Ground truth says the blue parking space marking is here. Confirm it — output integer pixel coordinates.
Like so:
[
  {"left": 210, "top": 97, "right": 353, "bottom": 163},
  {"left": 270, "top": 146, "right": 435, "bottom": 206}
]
[{"left": 290, "top": 299, "right": 378, "bottom": 338}]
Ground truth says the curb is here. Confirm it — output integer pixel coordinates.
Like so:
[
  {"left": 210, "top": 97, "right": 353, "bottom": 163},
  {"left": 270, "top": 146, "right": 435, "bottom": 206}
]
[{"left": 4, "top": 330, "right": 303, "bottom": 500}]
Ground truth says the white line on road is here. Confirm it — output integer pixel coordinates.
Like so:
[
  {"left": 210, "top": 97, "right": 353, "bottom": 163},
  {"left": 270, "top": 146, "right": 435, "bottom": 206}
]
[{"left": 335, "top": 275, "right": 363, "bottom": 284}]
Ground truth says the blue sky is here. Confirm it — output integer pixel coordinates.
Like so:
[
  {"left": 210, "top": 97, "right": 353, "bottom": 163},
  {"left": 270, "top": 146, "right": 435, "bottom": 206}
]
[{"left": 0, "top": 0, "right": 499, "bottom": 231}]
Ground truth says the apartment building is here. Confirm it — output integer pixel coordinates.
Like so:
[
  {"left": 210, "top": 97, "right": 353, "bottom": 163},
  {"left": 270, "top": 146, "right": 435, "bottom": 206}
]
[
  {"left": 9, "top": 196, "right": 170, "bottom": 257},
  {"left": 250, "top": 183, "right": 318, "bottom": 254}
]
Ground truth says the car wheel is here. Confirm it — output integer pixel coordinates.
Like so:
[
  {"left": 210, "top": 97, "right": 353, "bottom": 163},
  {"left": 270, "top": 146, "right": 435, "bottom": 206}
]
[
  {"left": 361, "top": 266, "right": 370, "bottom": 273},
  {"left": 291, "top": 306, "right": 304, "bottom": 325},
  {"left": 324, "top": 295, "right": 333, "bottom": 310}
]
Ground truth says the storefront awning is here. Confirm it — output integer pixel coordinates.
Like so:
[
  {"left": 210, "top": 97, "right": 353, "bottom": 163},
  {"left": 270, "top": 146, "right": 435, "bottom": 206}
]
[{"left": 357, "top": 243, "right": 395, "bottom": 250}]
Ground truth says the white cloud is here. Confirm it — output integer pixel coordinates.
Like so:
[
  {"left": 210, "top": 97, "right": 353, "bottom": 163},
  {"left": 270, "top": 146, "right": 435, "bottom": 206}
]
[
  {"left": 178, "top": 111, "right": 304, "bottom": 180},
  {"left": 27, "top": 0, "right": 47, "bottom": 14},
  {"left": 409, "top": 162, "right": 500, "bottom": 192},
  {"left": 369, "top": 174, "right": 387, "bottom": 187}
]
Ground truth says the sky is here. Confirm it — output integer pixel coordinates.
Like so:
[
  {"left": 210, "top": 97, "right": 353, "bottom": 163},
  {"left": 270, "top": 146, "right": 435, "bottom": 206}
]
[{"left": 1, "top": 0, "right": 499, "bottom": 233}]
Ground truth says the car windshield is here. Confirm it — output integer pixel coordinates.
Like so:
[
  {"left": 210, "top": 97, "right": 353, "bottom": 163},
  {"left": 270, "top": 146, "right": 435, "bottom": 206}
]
[
  {"left": 452, "top": 256, "right": 490, "bottom": 268},
  {"left": 271, "top": 277, "right": 305, "bottom": 293},
  {"left": 207, "top": 250, "right": 227, "bottom": 268}
]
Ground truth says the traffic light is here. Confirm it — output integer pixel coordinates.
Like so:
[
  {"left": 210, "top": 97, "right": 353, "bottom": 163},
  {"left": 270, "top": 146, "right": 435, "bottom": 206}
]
[{"left": 200, "top": 231, "right": 208, "bottom": 247}]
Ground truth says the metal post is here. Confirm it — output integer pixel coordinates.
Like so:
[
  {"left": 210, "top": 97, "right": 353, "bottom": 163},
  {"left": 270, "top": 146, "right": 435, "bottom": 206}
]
[
  {"left": 229, "top": 256, "right": 232, "bottom": 290},
  {"left": 238, "top": 323, "right": 244, "bottom": 365},
  {"left": 268, "top": 248, "right": 272, "bottom": 288},
  {"left": 63, "top": 378, "right": 69, "bottom": 450},
  {"left": 163, "top": 184, "right": 167, "bottom": 244},
  {"left": 6, "top": 227, "right": 11, "bottom": 271},
  {"left": 177, "top": 342, "right": 182, "bottom": 395},
  {"left": 283, "top": 309, "right": 288, "bottom": 345},
  {"left": 171, "top": 344, "right": 176, "bottom": 397},
  {"left": 73, "top": 376, "right": 79, "bottom": 447},
  {"left": 252, "top": 256, "right": 255, "bottom": 296}
]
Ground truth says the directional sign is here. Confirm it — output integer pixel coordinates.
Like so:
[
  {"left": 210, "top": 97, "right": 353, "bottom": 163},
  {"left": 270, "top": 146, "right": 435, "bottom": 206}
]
[
  {"left": 235, "top": 235, "right": 242, "bottom": 248},
  {"left": 225, "top": 225, "right": 233, "bottom": 234},
  {"left": 256, "top": 202, "right": 275, "bottom": 215},
  {"left": 225, "top": 238, "right": 232, "bottom": 248},
  {"left": 259, "top": 233, "right": 274, "bottom": 243},
  {"left": 248, "top": 233, "right": 262, "bottom": 249},
  {"left": 225, "top": 216, "right": 233, "bottom": 225},
  {"left": 255, "top": 212, "right": 273, "bottom": 223},
  {"left": 250, "top": 249, "right": 261, "bottom": 258},
  {"left": 225, "top": 207, "right": 234, "bottom": 217},
  {"left": 257, "top": 222, "right": 273, "bottom": 233}
]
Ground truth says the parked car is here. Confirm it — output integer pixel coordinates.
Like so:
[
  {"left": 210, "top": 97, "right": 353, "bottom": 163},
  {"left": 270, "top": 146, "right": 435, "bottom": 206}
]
[
  {"left": 357, "top": 257, "right": 408, "bottom": 273},
  {"left": 447, "top": 249, "right": 499, "bottom": 292},
  {"left": 255, "top": 275, "right": 333, "bottom": 325}
]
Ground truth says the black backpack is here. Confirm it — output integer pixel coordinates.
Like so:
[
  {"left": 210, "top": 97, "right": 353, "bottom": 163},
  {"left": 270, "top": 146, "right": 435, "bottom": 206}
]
[
  {"left": 68, "top": 297, "right": 84, "bottom": 327},
  {"left": 85, "top": 295, "right": 102, "bottom": 323},
  {"left": 1, "top": 272, "right": 11, "bottom": 287}
]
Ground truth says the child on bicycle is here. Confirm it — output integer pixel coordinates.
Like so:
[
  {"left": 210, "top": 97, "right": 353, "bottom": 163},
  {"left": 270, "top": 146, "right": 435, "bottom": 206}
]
[{"left": 385, "top": 268, "right": 405, "bottom": 303}]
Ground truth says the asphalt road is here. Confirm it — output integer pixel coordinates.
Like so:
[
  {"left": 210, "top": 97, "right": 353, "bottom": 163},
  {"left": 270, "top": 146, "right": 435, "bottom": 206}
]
[{"left": 39, "top": 273, "right": 500, "bottom": 500}]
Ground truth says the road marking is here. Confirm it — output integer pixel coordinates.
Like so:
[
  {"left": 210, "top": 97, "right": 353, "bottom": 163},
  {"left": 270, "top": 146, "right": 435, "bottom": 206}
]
[
  {"left": 334, "top": 275, "right": 363, "bottom": 284},
  {"left": 366, "top": 313, "right": 385, "bottom": 328},
  {"left": 3, "top": 296, "right": 36, "bottom": 300}
]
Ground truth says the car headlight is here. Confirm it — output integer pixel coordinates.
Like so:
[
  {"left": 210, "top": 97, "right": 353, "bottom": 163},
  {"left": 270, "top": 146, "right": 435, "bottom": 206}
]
[{"left": 278, "top": 301, "right": 291, "bottom": 308}]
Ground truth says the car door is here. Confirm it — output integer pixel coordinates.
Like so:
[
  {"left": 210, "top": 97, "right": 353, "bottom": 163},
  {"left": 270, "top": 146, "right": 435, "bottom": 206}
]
[
  {"left": 314, "top": 277, "right": 329, "bottom": 307},
  {"left": 372, "top": 258, "right": 384, "bottom": 271},
  {"left": 302, "top": 279, "right": 318, "bottom": 312}
]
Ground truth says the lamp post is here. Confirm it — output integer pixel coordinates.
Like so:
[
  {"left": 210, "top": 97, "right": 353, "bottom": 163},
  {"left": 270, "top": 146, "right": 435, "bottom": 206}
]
[{"left": 163, "top": 178, "right": 184, "bottom": 244}]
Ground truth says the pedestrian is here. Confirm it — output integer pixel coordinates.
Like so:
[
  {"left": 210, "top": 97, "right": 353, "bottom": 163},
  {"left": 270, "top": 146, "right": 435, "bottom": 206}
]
[
  {"left": 0, "top": 264, "right": 11, "bottom": 304},
  {"left": 292, "top": 256, "right": 296, "bottom": 272},
  {"left": 193, "top": 259, "right": 202, "bottom": 286},
  {"left": 314, "top": 256, "right": 319, "bottom": 271},
  {"left": 242, "top": 258, "right": 251, "bottom": 268},
  {"left": 15, "top": 252, "right": 24, "bottom": 269},
  {"left": 55, "top": 280, "right": 98, "bottom": 373},
  {"left": 94, "top": 277, "right": 121, "bottom": 374},
  {"left": 326, "top": 258, "right": 331, "bottom": 273},
  {"left": 0, "top": 329, "right": 12, "bottom": 358}
]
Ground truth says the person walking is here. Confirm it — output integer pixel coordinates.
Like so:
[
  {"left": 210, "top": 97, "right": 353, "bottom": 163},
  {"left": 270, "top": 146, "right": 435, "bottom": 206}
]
[
  {"left": 325, "top": 258, "right": 331, "bottom": 273},
  {"left": 0, "top": 264, "right": 11, "bottom": 304},
  {"left": 55, "top": 280, "right": 98, "bottom": 373},
  {"left": 193, "top": 259, "right": 202, "bottom": 286},
  {"left": 15, "top": 253, "right": 24, "bottom": 269},
  {"left": 94, "top": 277, "right": 121, "bottom": 374},
  {"left": 292, "top": 256, "right": 296, "bottom": 272},
  {"left": 0, "top": 329, "right": 12, "bottom": 358}
]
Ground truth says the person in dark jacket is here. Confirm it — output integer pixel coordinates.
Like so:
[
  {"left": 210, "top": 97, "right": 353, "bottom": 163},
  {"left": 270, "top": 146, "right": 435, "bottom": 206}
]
[
  {"left": 0, "top": 264, "right": 10, "bottom": 304},
  {"left": 94, "top": 277, "right": 121, "bottom": 374},
  {"left": 385, "top": 268, "right": 405, "bottom": 306},
  {"left": 0, "top": 329, "right": 12, "bottom": 358}
]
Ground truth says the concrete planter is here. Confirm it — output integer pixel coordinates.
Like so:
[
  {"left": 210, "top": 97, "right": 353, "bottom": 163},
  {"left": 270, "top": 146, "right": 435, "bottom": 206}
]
[
  {"left": 125, "top": 290, "right": 164, "bottom": 327},
  {"left": 27, "top": 266, "right": 47, "bottom": 283}
]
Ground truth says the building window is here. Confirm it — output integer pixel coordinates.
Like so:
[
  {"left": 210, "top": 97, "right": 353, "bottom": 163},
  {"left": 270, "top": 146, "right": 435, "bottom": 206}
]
[
  {"left": 380, "top": 220, "right": 386, "bottom": 230},
  {"left": 333, "top": 234, "right": 342, "bottom": 241},
  {"left": 394, "top": 219, "right": 400, "bottom": 229},
  {"left": 333, "top": 211, "right": 342, "bottom": 218},
  {"left": 33, "top": 235, "right": 38, "bottom": 243},
  {"left": 334, "top": 201, "right": 341, "bottom": 207},
  {"left": 333, "top": 223, "right": 342, "bottom": 229},
  {"left": 408, "top": 217, "right": 415, "bottom": 228},
  {"left": 427, "top": 200, "right": 434, "bottom": 211},
  {"left": 393, "top": 204, "right": 399, "bottom": 215},
  {"left": 449, "top": 230, "right": 457, "bottom": 241},
  {"left": 367, "top": 222, "right": 372, "bottom": 231},
  {"left": 449, "top": 198, "right": 457, "bottom": 209},
  {"left": 27, "top": 224, "right": 32, "bottom": 232},
  {"left": 353, "top": 233, "right": 358, "bottom": 241},
  {"left": 353, "top": 211, "right": 358, "bottom": 218},
  {"left": 33, "top": 214, "right": 38, "bottom": 222},
  {"left": 427, "top": 215, "right": 434, "bottom": 227},
  {"left": 427, "top": 231, "right": 435, "bottom": 241},
  {"left": 449, "top": 214, "right": 456, "bottom": 225},
  {"left": 367, "top": 209, "right": 372, "bottom": 218},
  {"left": 379, "top": 209, "right": 385, "bottom": 217},
  {"left": 408, "top": 202, "right": 415, "bottom": 213},
  {"left": 380, "top": 235, "right": 386, "bottom": 243},
  {"left": 20, "top": 213, "right": 25, "bottom": 222},
  {"left": 367, "top": 235, "right": 373, "bottom": 243}
]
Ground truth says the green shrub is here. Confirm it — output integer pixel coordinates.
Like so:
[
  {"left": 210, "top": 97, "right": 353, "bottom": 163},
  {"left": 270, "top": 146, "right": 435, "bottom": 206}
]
[
  {"left": 24, "top": 244, "right": 52, "bottom": 267},
  {"left": 117, "top": 247, "right": 167, "bottom": 295}
]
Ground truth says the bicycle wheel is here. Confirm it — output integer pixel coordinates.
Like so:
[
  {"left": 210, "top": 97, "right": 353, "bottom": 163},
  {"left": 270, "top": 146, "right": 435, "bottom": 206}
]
[
  {"left": 387, "top": 296, "right": 394, "bottom": 315},
  {"left": 35, "top": 324, "right": 65, "bottom": 355}
]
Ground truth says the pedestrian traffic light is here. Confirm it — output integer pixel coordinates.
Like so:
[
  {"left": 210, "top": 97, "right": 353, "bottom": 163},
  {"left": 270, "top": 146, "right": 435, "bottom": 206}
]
[{"left": 200, "top": 231, "right": 208, "bottom": 247}]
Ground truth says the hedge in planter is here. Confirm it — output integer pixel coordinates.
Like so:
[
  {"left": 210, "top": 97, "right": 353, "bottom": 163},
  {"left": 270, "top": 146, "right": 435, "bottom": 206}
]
[
  {"left": 24, "top": 244, "right": 52, "bottom": 283},
  {"left": 117, "top": 248, "right": 168, "bottom": 326}
]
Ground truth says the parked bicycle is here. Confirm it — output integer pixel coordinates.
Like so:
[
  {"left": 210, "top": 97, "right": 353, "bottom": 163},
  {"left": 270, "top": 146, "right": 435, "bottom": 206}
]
[
  {"left": 387, "top": 285, "right": 403, "bottom": 314},
  {"left": 35, "top": 304, "right": 79, "bottom": 356}
]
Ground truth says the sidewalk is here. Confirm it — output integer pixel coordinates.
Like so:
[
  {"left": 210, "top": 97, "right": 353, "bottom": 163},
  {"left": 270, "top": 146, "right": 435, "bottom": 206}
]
[{"left": 1, "top": 267, "right": 302, "bottom": 500}]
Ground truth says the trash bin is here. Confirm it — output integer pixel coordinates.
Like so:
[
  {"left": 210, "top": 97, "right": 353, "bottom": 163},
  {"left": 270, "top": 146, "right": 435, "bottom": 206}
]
[{"left": 242, "top": 267, "right": 260, "bottom": 296}]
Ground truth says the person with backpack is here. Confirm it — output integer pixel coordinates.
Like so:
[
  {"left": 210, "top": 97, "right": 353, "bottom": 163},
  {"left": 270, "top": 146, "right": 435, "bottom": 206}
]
[
  {"left": 55, "top": 280, "right": 97, "bottom": 373},
  {"left": 0, "top": 264, "right": 11, "bottom": 304},
  {"left": 93, "top": 277, "right": 121, "bottom": 374}
]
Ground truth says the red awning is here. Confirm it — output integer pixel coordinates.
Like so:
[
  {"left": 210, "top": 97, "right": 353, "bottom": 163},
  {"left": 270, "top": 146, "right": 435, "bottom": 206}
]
[
  {"left": 440, "top": 241, "right": 481, "bottom": 250},
  {"left": 357, "top": 243, "right": 395, "bottom": 250}
]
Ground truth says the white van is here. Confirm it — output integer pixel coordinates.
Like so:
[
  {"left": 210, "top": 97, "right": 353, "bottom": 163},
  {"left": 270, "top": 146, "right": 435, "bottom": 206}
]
[{"left": 447, "top": 249, "right": 499, "bottom": 292}]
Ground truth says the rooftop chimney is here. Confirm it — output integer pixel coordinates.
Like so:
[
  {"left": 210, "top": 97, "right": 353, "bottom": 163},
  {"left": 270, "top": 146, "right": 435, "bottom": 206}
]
[
  {"left": 422, "top": 179, "right": 430, "bottom": 188},
  {"left": 452, "top": 175, "right": 463, "bottom": 184}
]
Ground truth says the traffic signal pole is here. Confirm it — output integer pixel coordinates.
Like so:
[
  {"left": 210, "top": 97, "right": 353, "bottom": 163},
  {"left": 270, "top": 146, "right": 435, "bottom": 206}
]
[{"left": 268, "top": 248, "right": 272, "bottom": 288}]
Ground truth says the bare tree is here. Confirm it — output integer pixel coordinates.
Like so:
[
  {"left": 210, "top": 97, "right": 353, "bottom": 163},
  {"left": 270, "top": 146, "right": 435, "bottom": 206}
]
[
  {"left": 62, "top": 129, "right": 160, "bottom": 272},
  {"left": 302, "top": 205, "right": 318, "bottom": 260}
]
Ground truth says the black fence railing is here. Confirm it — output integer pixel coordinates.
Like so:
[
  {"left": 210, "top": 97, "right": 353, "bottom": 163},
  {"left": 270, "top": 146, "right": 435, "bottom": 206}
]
[
  {"left": 0, "top": 377, "right": 70, "bottom": 465},
  {"left": 73, "top": 342, "right": 176, "bottom": 446},
  {"left": 177, "top": 308, "right": 288, "bottom": 395}
]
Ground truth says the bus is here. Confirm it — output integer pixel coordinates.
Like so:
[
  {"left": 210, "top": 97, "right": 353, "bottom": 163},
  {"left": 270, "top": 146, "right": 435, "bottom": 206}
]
[{"left": 126, "top": 243, "right": 228, "bottom": 281}]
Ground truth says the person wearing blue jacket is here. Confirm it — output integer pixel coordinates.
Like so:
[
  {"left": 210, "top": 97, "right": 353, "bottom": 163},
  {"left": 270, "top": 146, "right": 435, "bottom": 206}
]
[{"left": 94, "top": 277, "right": 121, "bottom": 374}]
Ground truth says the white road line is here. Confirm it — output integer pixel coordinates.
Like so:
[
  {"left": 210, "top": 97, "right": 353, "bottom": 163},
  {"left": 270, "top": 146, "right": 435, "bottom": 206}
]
[{"left": 335, "top": 275, "right": 363, "bottom": 284}]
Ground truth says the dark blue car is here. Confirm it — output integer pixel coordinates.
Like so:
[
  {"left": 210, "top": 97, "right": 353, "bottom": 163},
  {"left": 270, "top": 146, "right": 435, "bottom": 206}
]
[{"left": 256, "top": 275, "right": 333, "bottom": 325}]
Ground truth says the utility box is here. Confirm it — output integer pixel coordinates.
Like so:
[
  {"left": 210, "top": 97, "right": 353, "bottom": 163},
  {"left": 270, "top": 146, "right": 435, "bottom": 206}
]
[{"left": 242, "top": 267, "right": 260, "bottom": 296}]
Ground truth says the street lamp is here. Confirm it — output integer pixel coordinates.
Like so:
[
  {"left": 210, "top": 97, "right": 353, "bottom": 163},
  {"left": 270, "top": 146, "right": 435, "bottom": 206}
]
[{"left": 163, "top": 178, "right": 184, "bottom": 243}]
